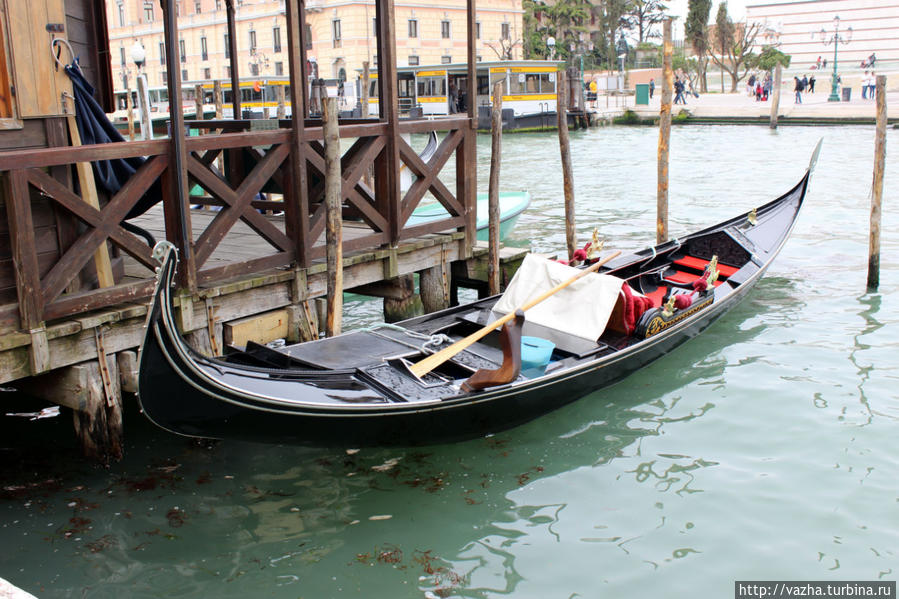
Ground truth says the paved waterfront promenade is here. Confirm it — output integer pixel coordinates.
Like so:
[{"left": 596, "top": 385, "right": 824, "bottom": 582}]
[{"left": 630, "top": 87, "right": 898, "bottom": 121}]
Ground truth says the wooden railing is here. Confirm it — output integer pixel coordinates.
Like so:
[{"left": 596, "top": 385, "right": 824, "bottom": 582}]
[{"left": 0, "top": 117, "right": 475, "bottom": 332}]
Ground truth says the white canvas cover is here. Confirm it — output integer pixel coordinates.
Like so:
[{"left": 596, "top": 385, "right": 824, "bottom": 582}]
[{"left": 493, "top": 254, "right": 623, "bottom": 341}]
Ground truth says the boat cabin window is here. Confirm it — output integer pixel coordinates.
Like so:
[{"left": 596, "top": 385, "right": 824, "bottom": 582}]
[
  {"left": 369, "top": 79, "right": 379, "bottom": 98},
  {"left": 509, "top": 72, "right": 555, "bottom": 94},
  {"left": 398, "top": 76, "right": 415, "bottom": 98},
  {"left": 240, "top": 88, "right": 263, "bottom": 103},
  {"left": 416, "top": 76, "right": 446, "bottom": 98},
  {"left": 477, "top": 75, "right": 489, "bottom": 95}
]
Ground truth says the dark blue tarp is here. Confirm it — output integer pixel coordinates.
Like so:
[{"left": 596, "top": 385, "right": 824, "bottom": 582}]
[{"left": 65, "top": 62, "right": 163, "bottom": 221}]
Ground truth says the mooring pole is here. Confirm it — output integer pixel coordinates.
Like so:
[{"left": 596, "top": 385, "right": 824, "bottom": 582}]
[
  {"left": 657, "top": 18, "right": 673, "bottom": 245},
  {"left": 125, "top": 88, "right": 135, "bottom": 141},
  {"left": 867, "top": 74, "right": 887, "bottom": 292},
  {"left": 769, "top": 63, "right": 782, "bottom": 129},
  {"left": 194, "top": 84, "right": 204, "bottom": 131},
  {"left": 488, "top": 81, "right": 503, "bottom": 295},
  {"left": 557, "top": 69, "right": 576, "bottom": 259},
  {"left": 322, "top": 97, "right": 343, "bottom": 336},
  {"left": 361, "top": 61, "right": 370, "bottom": 118}
]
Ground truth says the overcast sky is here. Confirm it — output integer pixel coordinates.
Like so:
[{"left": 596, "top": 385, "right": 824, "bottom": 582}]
[{"left": 665, "top": 0, "right": 749, "bottom": 38}]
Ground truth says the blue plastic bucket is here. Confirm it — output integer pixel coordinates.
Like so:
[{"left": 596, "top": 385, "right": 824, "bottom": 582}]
[{"left": 521, "top": 336, "right": 555, "bottom": 372}]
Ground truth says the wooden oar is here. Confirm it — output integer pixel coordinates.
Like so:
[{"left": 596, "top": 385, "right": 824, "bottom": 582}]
[
  {"left": 409, "top": 250, "right": 621, "bottom": 378},
  {"left": 67, "top": 115, "right": 115, "bottom": 288}
]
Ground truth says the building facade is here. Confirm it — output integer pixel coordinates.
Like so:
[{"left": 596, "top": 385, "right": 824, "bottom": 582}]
[
  {"left": 105, "top": 0, "right": 524, "bottom": 95},
  {"left": 746, "top": 0, "right": 898, "bottom": 69}
]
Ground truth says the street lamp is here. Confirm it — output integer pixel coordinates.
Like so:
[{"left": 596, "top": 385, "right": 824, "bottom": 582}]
[
  {"left": 818, "top": 15, "right": 852, "bottom": 102},
  {"left": 130, "top": 41, "right": 152, "bottom": 139},
  {"left": 546, "top": 36, "right": 555, "bottom": 61}
]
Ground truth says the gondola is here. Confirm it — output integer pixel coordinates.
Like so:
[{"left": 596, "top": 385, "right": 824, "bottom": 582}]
[{"left": 136, "top": 144, "right": 818, "bottom": 446}]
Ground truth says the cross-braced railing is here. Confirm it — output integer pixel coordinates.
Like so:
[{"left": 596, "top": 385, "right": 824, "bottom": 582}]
[{"left": 0, "top": 117, "right": 474, "bottom": 332}]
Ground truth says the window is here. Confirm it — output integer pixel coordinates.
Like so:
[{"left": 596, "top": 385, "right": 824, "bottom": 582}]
[
  {"left": 408, "top": 19, "right": 418, "bottom": 38},
  {"left": 416, "top": 76, "right": 446, "bottom": 97},
  {"left": 225, "top": 66, "right": 231, "bottom": 78},
  {"left": 117, "top": 2, "right": 125, "bottom": 26},
  {"left": 203, "top": 67, "right": 211, "bottom": 79},
  {"left": 372, "top": 17, "right": 377, "bottom": 36},
  {"left": 441, "top": 20, "right": 451, "bottom": 39},
  {"left": 249, "top": 30, "right": 256, "bottom": 52},
  {"left": 161, "top": 71, "right": 167, "bottom": 84},
  {"left": 373, "top": 54, "right": 378, "bottom": 65},
  {"left": 408, "top": 55, "right": 419, "bottom": 66},
  {"left": 216, "top": 0, "right": 221, "bottom": 9},
  {"left": 249, "top": 62, "right": 259, "bottom": 76},
  {"left": 441, "top": 55, "right": 451, "bottom": 64},
  {"left": 273, "top": 27, "right": 281, "bottom": 52},
  {"left": 179, "top": 39, "right": 186, "bottom": 62},
  {"left": 476, "top": 22, "right": 481, "bottom": 39},
  {"left": 182, "top": 69, "right": 188, "bottom": 81},
  {"left": 304, "top": 24, "right": 313, "bottom": 49},
  {"left": 119, "top": 46, "right": 126, "bottom": 66},
  {"left": 501, "top": 23, "right": 510, "bottom": 40},
  {"left": 195, "top": 1, "right": 201, "bottom": 13},
  {"left": 144, "top": 3, "right": 154, "bottom": 22},
  {"left": 159, "top": 42, "right": 165, "bottom": 64},
  {"left": 275, "top": 61, "right": 283, "bottom": 75},
  {"left": 121, "top": 73, "right": 128, "bottom": 90},
  {"left": 200, "top": 37, "right": 208, "bottom": 60},
  {"left": 332, "top": 19, "right": 341, "bottom": 48},
  {"left": 224, "top": 34, "right": 230, "bottom": 58}
]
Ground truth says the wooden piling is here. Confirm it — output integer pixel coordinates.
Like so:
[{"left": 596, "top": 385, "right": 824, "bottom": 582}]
[
  {"left": 213, "top": 80, "right": 223, "bottom": 119},
  {"left": 867, "top": 75, "right": 887, "bottom": 292},
  {"left": 556, "top": 69, "right": 576, "bottom": 259},
  {"left": 194, "top": 84, "right": 204, "bottom": 125},
  {"left": 276, "top": 84, "right": 286, "bottom": 119},
  {"left": 488, "top": 81, "right": 503, "bottom": 295},
  {"left": 125, "top": 88, "right": 135, "bottom": 141},
  {"left": 769, "top": 63, "right": 782, "bottom": 129},
  {"left": 322, "top": 97, "right": 343, "bottom": 336},
  {"left": 657, "top": 18, "right": 673, "bottom": 245},
  {"left": 361, "top": 61, "right": 370, "bottom": 118}
]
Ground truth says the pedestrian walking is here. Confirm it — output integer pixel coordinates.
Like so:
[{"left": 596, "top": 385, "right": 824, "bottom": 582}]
[
  {"left": 793, "top": 77, "right": 803, "bottom": 104},
  {"left": 649, "top": 78, "right": 655, "bottom": 99},
  {"left": 808, "top": 75, "right": 815, "bottom": 93},
  {"left": 862, "top": 71, "right": 869, "bottom": 99}
]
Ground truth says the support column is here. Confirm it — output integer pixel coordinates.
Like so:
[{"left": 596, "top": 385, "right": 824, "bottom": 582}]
[
  {"left": 285, "top": 0, "right": 310, "bottom": 267},
  {"left": 162, "top": 0, "right": 196, "bottom": 290},
  {"left": 226, "top": 0, "right": 241, "bottom": 118},
  {"left": 375, "top": 0, "right": 401, "bottom": 245}
]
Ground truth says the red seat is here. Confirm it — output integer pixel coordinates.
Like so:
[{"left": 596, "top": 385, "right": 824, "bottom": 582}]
[{"left": 673, "top": 255, "right": 739, "bottom": 277}]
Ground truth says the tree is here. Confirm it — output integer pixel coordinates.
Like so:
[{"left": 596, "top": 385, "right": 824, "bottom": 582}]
[
  {"left": 684, "top": 0, "right": 712, "bottom": 92},
  {"left": 754, "top": 45, "right": 791, "bottom": 72},
  {"left": 621, "top": 0, "right": 668, "bottom": 44},
  {"left": 709, "top": 3, "right": 760, "bottom": 92}
]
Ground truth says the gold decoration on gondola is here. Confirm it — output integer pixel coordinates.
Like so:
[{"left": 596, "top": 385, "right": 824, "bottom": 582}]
[
  {"left": 747, "top": 208, "right": 758, "bottom": 226},
  {"left": 662, "top": 295, "right": 677, "bottom": 317},
  {"left": 586, "top": 228, "right": 604, "bottom": 260},
  {"left": 707, "top": 255, "right": 720, "bottom": 286}
]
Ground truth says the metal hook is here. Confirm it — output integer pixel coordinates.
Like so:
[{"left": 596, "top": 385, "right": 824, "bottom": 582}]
[{"left": 51, "top": 37, "right": 80, "bottom": 73}]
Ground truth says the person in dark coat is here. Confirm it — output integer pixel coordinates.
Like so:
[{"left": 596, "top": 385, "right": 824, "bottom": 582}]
[
  {"left": 793, "top": 76, "right": 803, "bottom": 104},
  {"left": 649, "top": 78, "right": 655, "bottom": 99}
]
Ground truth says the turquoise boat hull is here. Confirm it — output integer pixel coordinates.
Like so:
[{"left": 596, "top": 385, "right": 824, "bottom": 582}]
[{"left": 406, "top": 191, "right": 530, "bottom": 241}]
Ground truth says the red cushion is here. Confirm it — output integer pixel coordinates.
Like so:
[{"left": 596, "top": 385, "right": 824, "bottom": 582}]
[{"left": 674, "top": 255, "right": 739, "bottom": 277}]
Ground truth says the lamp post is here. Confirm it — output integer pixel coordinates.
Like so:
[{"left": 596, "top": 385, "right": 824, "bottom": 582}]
[
  {"left": 130, "top": 41, "right": 153, "bottom": 139},
  {"left": 818, "top": 15, "right": 852, "bottom": 102},
  {"left": 547, "top": 36, "right": 556, "bottom": 61}
]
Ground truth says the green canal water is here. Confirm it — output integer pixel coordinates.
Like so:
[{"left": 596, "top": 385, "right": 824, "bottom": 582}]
[{"left": 2, "top": 125, "right": 898, "bottom": 598}]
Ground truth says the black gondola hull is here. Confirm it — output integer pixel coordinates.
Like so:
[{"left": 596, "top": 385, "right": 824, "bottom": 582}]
[{"left": 137, "top": 155, "right": 814, "bottom": 446}]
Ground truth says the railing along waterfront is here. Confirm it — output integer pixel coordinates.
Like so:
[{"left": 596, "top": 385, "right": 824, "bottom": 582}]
[{"left": 0, "top": 117, "right": 474, "bottom": 332}]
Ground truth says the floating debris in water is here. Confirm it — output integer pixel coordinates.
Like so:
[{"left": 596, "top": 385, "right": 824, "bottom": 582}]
[
  {"left": 5, "top": 406, "right": 60, "bottom": 420},
  {"left": 371, "top": 457, "right": 401, "bottom": 472},
  {"left": 368, "top": 515, "right": 392, "bottom": 521}
]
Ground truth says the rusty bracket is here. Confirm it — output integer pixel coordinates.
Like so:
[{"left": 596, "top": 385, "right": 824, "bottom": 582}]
[
  {"left": 94, "top": 328, "right": 116, "bottom": 408},
  {"left": 205, "top": 298, "right": 220, "bottom": 356},
  {"left": 440, "top": 245, "right": 450, "bottom": 305}
]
